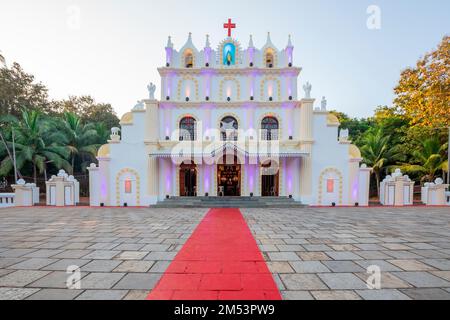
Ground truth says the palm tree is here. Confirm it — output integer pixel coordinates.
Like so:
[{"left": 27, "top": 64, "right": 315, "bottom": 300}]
[
  {"left": 0, "top": 110, "right": 71, "bottom": 183},
  {"left": 62, "top": 112, "right": 99, "bottom": 174},
  {"left": 93, "top": 122, "right": 110, "bottom": 145},
  {"left": 360, "top": 128, "right": 398, "bottom": 197},
  {"left": 0, "top": 51, "right": 5, "bottom": 67},
  {"left": 400, "top": 137, "right": 448, "bottom": 183}
]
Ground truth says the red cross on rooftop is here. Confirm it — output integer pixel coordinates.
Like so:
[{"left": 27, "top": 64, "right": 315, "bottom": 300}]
[{"left": 224, "top": 19, "right": 236, "bottom": 37}]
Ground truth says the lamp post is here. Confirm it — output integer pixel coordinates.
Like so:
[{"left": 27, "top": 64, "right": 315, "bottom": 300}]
[
  {"left": 448, "top": 127, "right": 450, "bottom": 185},
  {"left": 12, "top": 127, "right": 18, "bottom": 184}
]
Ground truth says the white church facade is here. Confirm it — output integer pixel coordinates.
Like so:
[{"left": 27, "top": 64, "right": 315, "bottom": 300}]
[{"left": 88, "top": 24, "right": 372, "bottom": 207}]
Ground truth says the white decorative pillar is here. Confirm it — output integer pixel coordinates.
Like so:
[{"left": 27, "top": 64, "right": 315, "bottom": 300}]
[
  {"left": 348, "top": 159, "right": 361, "bottom": 205},
  {"left": 299, "top": 97, "right": 315, "bottom": 203},
  {"left": 144, "top": 99, "right": 160, "bottom": 203},
  {"left": 358, "top": 165, "right": 372, "bottom": 207},
  {"left": 45, "top": 170, "right": 75, "bottom": 207},
  {"left": 11, "top": 179, "right": 34, "bottom": 207},
  {"left": 87, "top": 163, "right": 100, "bottom": 206},
  {"left": 423, "top": 178, "right": 449, "bottom": 206}
]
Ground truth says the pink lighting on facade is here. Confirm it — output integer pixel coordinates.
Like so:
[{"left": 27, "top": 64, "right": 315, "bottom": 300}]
[
  {"left": 204, "top": 47, "right": 211, "bottom": 64},
  {"left": 287, "top": 78, "right": 292, "bottom": 96},
  {"left": 226, "top": 86, "right": 232, "bottom": 99},
  {"left": 246, "top": 164, "right": 255, "bottom": 193},
  {"left": 185, "top": 86, "right": 191, "bottom": 98},
  {"left": 286, "top": 47, "right": 293, "bottom": 65},
  {"left": 248, "top": 47, "right": 255, "bottom": 64},
  {"left": 165, "top": 165, "right": 172, "bottom": 194},
  {"left": 204, "top": 167, "right": 211, "bottom": 193},
  {"left": 268, "top": 83, "right": 273, "bottom": 98},
  {"left": 165, "top": 48, "right": 172, "bottom": 65},
  {"left": 352, "top": 180, "right": 359, "bottom": 201}
]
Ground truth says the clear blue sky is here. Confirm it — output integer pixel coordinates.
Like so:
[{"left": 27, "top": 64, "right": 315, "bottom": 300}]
[{"left": 0, "top": 0, "right": 449, "bottom": 118}]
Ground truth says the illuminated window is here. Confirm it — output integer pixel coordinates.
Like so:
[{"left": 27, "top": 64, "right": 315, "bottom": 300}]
[
  {"left": 327, "top": 179, "right": 334, "bottom": 193},
  {"left": 223, "top": 43, "right": 236, "bottom": 66},
  {"left": 261, "top": 116, "right": 279, "bottom": 141},
  {"left": 179, "top": 116, "right": 196, "bottom": 141},
  {"left": 266, "top": 50, "right": 275, "bottom": 68},
  {"left": 220, "top": 116, "right": 238, "bottom": 141},
  {"left": 125, "top": 180, "right": 132, "bottom": 194},
  {"left": 184, "top": 50, "right": 194, "bottom": 68}
]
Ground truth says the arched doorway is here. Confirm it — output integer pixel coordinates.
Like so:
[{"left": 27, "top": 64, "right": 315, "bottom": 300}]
[
  {"left": 261, "top": 161, "right": 279, "bottom": 197},
  {"left": 217, "top": 155, "right": 241, "bottom": 196},
  {"left": 179, "top": 162, "right": 197, "bottom": 197}
]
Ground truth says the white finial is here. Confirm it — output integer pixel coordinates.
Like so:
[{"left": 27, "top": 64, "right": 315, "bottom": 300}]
[
  {"left": 249, "top": 35, "right": 254, "bottom": 48},
  {"left": 287, "top": 34, "right": 293, "bottom": 47},
  {"left": 340, "top": 129, "right": 349, "bottom": 142},
  {"left": 166, "top": 36, "right": 173, "bottom": 48},
  {"left": 205, "top": 34, "right": 211, "bottom": 48},
  {"left": 321, "top": 96, "right": 327, "bottom": 110},
  {"left": 133, "top": 100, "right": 145, "bottom": 111},
  {"left": 57, "top": 170, "right": 67, "bottom": 177}
]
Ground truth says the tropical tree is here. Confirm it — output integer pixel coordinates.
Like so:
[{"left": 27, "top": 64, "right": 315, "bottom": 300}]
[
  {"left": 360, "top": 128, "right": 399, "bottom": 197},
  {"left": 0, "top": 63, "right": 50, "bottom": 116},
  {"left": 399, "top": 137, "right": 448, "bottom": 183},
  {"left": 0, "top": 51, "right": 5, "bottom": 66},
  {"left": 93, "top": 122, "right": 111, "bottom": 145},
  {"left": 394, "top": 36, "right": 450, "bottom": 127},
  {"left": 61, "top": 112, "right": 99, "bottom": 174},
  {"left": 0, "top": 110, "right": 71, "bottom": 183}
]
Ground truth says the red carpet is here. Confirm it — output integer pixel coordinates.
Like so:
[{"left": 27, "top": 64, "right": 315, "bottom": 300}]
[{"left": 147, "top": 208, "right": 282, "bottom": 300}]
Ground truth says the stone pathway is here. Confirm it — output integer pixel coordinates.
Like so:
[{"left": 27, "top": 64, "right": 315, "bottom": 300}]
[
  {"left": 0, "top": 207, "right": 206, "bottom": 300},
  {"left": 243, "top": 207, "right": 450, "bottom": 300},
  {"left": 0, "top": 206, "right": 449, "bottom": 300}
]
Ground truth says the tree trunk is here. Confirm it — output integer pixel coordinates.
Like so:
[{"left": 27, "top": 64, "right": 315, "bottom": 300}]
[
  {"left": 44, "top": 163, "right": 47, "bottom": 182},
  {"left": 375, "top": 171, "right": 381, "bottom": 200},
  {"left": 71, "top": 156, "right": 75, "bottom": 175},
  {"left": 33, "top": 164, "right": 37, "bottom": 184}
]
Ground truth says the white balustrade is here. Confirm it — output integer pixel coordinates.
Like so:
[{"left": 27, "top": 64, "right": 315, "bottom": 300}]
[{"left": 0, "top": 193, "right": 15, "bottom": 208}]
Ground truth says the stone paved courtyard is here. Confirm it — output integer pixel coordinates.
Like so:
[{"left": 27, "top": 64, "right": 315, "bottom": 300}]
[{"left": 0, "top": 206, "right": 449, "bottom": 300}]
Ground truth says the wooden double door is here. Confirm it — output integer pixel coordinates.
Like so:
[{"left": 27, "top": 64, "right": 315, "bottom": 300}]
[{"left": 180, "top": 162, "right": 197, "bottom": 197}]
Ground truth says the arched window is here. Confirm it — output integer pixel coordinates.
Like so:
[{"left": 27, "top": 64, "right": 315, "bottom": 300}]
[
  {"left": 220, "top": 116, "right": 238, "bottom": 141},
  {"left": 180, "top": 117, "right": 196, "bottom": 141},
  {"left": 261, "top": 116, "right": 279, "bottom": 141},
  {"left": 265, "top": 50, "right": 275, "bottom": 68},
  {"left": 184, "top": 50, "right": 194, "bottom": 68}
]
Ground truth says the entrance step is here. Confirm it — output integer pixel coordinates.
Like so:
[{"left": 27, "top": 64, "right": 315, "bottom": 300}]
[{"left": 153, "top": 196, "right": 306, "bottom": 208}]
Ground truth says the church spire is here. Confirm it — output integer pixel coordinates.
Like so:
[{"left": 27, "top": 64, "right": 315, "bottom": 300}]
[
  {"left": 180, "top": 32, "right": 198, "bottom": 53},
  {"left": 166, "top": 36, "right": 173, "bottom": 48},
  {"left": 287, "top": 34, "right": 293, "bottom": 48},
  {"left": 264, "top": 32, "right": 276, "bottom": 49},
  {"left": 248, "top": 35, "right": 254, "bottom": 48}
]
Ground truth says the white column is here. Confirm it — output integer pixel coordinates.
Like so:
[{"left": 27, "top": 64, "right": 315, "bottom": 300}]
[
  {"left": 299, "top": 98, "right": 315, "bottom": 202},
  {"left": 87, "top": 164, "right": 100, "bottom": 206}
]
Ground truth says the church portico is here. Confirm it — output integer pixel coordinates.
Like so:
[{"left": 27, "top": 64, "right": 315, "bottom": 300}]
[{"left": 88, "top": 21, "right": 372, "bottom": 207}]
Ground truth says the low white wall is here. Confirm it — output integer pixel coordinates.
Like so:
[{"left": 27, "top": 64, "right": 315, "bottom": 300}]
[{"left": 0, "top": 193, "right": 15, "bottom": 208}]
